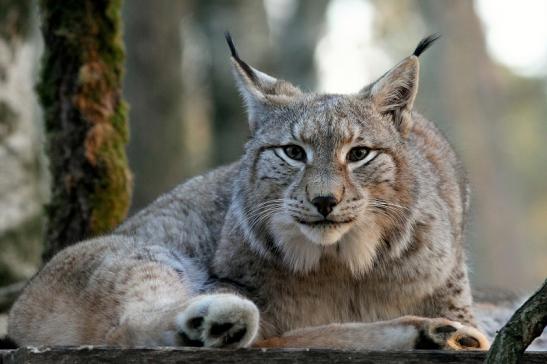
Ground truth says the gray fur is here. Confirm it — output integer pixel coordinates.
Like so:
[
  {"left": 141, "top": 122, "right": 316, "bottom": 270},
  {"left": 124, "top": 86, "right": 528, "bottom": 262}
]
[{"left": 9, "top": 37, "right": 509, "bottom": 350}]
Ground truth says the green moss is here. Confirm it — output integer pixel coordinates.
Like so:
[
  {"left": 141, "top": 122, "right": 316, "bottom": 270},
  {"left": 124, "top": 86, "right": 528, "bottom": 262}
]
[
  {"left": 38, "top": 0, "right": 132, "bottom": 258},
  {"left": 111, "top": 100, "right": 129, "bottom": 141},
  {"left": 89, "top": 101, "right": 132, "bottom": 234}
]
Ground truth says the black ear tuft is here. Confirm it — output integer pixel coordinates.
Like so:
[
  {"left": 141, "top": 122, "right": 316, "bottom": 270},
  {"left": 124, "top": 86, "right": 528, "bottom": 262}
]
[
  {"left": 413, "top": 33, "right": 440, "bottom": 57},
  {"left": 225, "top": 32, "right": 257, "bottom": 82},
  {"left": 225, "top": 32, "right": 238, "bottom": 59}
]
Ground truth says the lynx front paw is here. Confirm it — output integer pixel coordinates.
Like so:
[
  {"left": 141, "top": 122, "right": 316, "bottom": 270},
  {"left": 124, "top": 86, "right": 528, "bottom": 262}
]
[
  {"left": 415, "top": 318, "right": 490, "bottom": 350},
  {"left": 175, "top": 294, "right": 259, "bottom": 348}
]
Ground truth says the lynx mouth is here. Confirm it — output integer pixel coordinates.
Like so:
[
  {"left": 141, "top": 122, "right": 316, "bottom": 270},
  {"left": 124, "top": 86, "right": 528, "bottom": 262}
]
[{"left": 294, "top": 218, "right": 355, "bottom": 227}]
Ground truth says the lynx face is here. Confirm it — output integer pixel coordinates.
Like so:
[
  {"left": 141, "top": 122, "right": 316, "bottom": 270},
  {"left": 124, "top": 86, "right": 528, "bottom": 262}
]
[
  {"left": 238, "top": 94, "right": 415, "bottom": 274},
  {"left": 228, "top": 35, "right": 432, "bottom": 274},
  {"left": 255, "top": 96, "right": 401, "bottom": 239}
]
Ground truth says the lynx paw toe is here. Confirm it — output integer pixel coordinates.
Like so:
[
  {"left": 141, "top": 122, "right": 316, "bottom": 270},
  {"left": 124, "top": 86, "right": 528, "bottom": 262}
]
[
  {"left": 175, "top": 294, "right": 259, "bottom": 348},
  {"left": 415, "top": 318, "right": 490, "bottom": 350}
]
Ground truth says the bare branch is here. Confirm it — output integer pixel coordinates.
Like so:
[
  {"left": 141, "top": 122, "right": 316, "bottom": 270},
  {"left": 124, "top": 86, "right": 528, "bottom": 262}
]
[{"left": 485, "top": 278, "right": 547, "bottom": 363}]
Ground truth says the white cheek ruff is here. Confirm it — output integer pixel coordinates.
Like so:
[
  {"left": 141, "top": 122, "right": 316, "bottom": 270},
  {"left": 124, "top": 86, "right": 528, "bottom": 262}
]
[{"left": 349, "top": 150, "right": 379, "bottom": 170}]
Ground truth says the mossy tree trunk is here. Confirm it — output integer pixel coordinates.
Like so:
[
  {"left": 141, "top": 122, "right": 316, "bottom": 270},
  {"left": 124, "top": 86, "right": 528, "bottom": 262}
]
[{"left": 38, "top": 0, "right": 131, "bottom": 261}]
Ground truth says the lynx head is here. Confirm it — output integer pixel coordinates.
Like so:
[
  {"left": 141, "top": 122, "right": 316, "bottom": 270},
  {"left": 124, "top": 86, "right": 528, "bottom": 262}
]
[{"left": 228, "top": 34, "right": 439, "bottom": 275}]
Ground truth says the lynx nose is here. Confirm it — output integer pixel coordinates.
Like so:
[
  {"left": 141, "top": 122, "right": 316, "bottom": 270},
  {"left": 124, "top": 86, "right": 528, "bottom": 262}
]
[{"left": 311, "top": 196, "right": 338, "bottom": 217}]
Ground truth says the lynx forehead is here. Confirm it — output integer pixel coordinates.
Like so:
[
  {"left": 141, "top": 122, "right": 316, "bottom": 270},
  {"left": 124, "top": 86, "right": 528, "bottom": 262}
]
[{"left": 259, "top": 95, "right": 398, "bottom": 148}]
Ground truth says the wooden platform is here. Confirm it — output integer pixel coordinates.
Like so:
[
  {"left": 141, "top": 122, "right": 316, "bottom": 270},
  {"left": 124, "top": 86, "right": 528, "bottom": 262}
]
[{"left": 1, "top": 347, "right": 546, "bottom": 364}]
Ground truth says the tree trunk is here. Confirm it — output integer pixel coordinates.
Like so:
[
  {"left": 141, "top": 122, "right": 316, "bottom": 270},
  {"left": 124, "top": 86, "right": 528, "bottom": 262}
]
[
  {"left": 0, "top": 0, "right": 44, "bottom": 284},
  {"left": 191, "top": 0, "right": 270, "bottom": 167},
  {"left": 416, "top": 0, "right": 528, "bottom": 289},
  {"left": 123, "top": 0, "right": 186, "bottom": 212},
  {"left": 485, "top": 279, "right": 547, "bottom": 363},
  {"left": 38, "top": 0, "right": 131, "bottom": 261},
  {"left": 274, "top": 0, "right": 329, "bottom": 89}
]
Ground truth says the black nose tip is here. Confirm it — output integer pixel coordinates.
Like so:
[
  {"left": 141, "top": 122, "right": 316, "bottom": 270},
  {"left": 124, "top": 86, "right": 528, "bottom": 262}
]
[{"left": 311, "top": 196, "right": 338, "bottom": 217}]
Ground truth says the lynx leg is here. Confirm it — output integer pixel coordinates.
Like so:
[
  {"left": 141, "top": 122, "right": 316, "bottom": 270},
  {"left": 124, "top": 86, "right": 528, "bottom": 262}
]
[
  {"left": 254, "top": 316, "right": 490, "bottom": 350},
  {"left": 9, "top": 237, "right": 259, "bottom": 348}
]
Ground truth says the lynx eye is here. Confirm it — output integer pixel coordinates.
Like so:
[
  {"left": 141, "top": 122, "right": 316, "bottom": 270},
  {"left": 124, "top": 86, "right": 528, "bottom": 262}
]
[
  {"left": 346, "top": 147, "right": 379, "bottom": 169},
  {"left": 282, "top": 145, "right": 306, "bottom": 162},
  {"left": 347, "top": 147, "right": 370, "bottom": 162}
]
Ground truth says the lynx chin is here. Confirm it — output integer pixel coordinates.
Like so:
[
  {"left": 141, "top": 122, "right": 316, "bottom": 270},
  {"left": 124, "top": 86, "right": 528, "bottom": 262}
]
[{"left": 10, "top": 33, "right": 496, "bottom": 351}]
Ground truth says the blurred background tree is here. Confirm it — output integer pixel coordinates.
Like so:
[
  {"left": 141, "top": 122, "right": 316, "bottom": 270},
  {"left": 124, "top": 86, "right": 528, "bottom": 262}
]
[
  {"left": 0, "top": 0, "right": 545, "bottom": 299},
  {"left": 0, "top": 0, "right": 44, "bottom": 286}
]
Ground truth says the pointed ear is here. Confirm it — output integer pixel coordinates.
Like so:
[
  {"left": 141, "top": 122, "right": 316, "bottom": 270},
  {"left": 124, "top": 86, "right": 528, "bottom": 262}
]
[
  {"left": 225, "top": 33, "right": 301, "bottom": 132},
  {"left": 359, "top": 34, "right": 439, "bottom": 136},
  {"left": 362, "top": 56, "right": 419, "bottom": 134}
]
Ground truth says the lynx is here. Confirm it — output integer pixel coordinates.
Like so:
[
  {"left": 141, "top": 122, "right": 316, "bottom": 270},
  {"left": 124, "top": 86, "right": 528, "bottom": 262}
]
[{"left": 9, "top": 34, "right": 493, "bottom": 350}]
